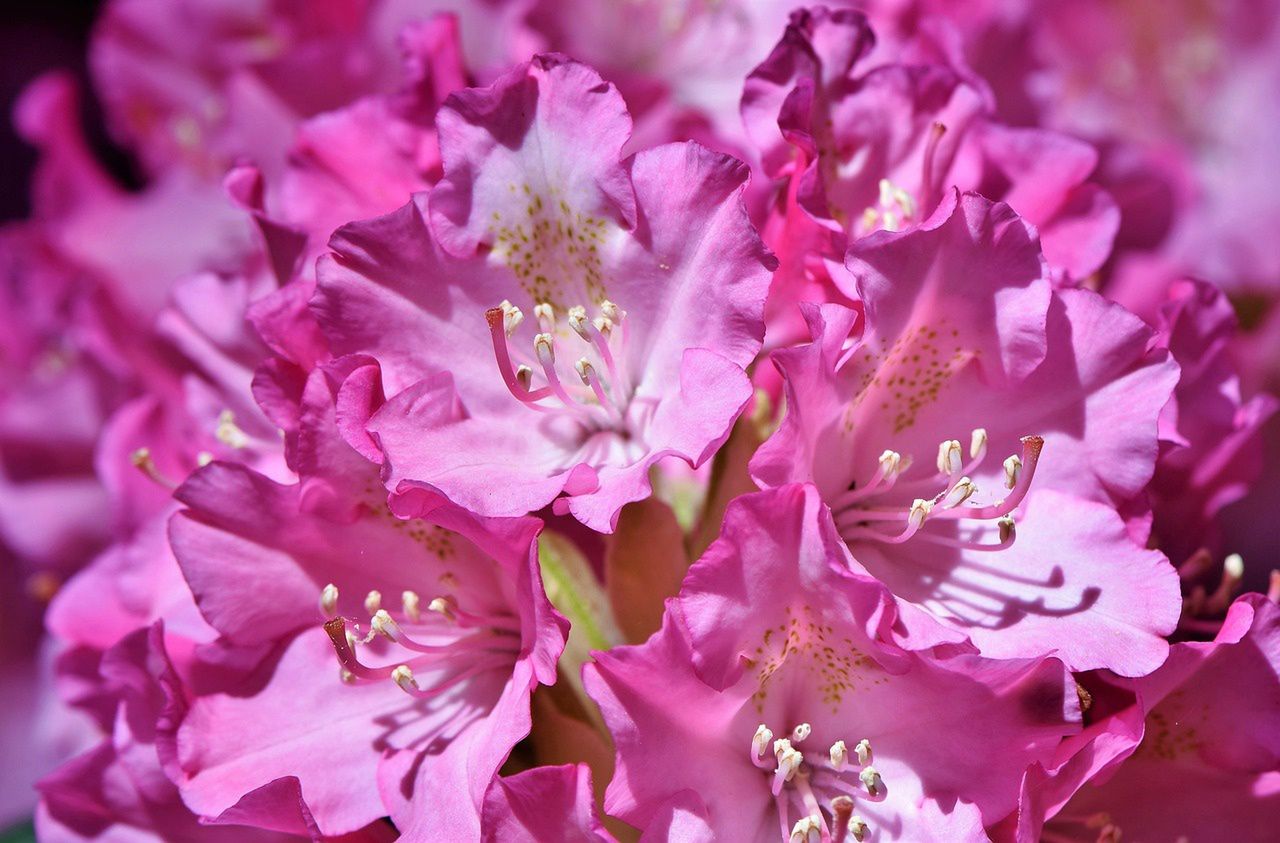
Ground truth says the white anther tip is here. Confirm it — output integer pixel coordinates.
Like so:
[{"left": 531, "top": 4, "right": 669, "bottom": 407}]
[
  {"left": 970, "top": 428, "right": 988, "bottom": 458},
  {"left": 849, "top": 816, "right": 869, "bottom": 841},
  {"left": 859, "top": 766, "right": 881, "bottom": 795},
  {"left": 320, "top": 583, "right": 339, "bottom": 618},
  {"left": 1225, "top": 553, "right": 1244, "bottom": 578},
  {"left": 855, "top": 738, "right": 872, "bottom": 766},
  {"left": 830, "top": 739, "right": 849, "bottom": 770},
  {"left": 790, "top": 723, "right": 812, "bottom": 743},
  {"left": 429, "top": 596, "right": 457, "bottom": 622},
  {"left": 363, "top": 590, "right": 382, "bottom": 615},
  {"left": 391, "top": 665, "right": 417, "bottom": 693},
  {"left": 402, "top": 590, "right": 421, "bottom": 622},
  {"left": 1003, "top": 454, "right": 1023, "bottom": 489}
]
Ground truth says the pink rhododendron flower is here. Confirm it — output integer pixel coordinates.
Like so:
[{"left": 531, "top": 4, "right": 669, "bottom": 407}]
[
  {"left": 165, "top": 366, "right": 565, "bottom": 837},
  {"left": 586, "top": 485, "right": 1080, "bottom": 841},
  {"left": 744, "top": 7, "right": 1118, "bottom": 282},
  {"left": 1025, "top": 593, "right": 1280, "bottom": 841},
  {"left": 752, "top": 193, "right": 1181, "bottom": 674},
  {"left": 317, "top": 55, "right": 775, "bottom": 531}
]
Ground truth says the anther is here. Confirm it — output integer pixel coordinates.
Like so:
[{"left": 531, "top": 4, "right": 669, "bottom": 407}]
[
  {"left": 970, "top": 428, "right": 988, "bottom": 460},
  {"left": 499, "top": 300, "right": 524, "bottom": 336},
  {"left": 859, "top": 766, "right": 881, "bottom": 795},
  {"left": 130, "top": 447, "right": 176, "bottom": 489},
  {"left": 790, "top": 816, "right": 821, "bottom": 843},
  {"left": 908, "top": 499, "right": 932, "bottom": 530},
  {"left": 849, "top": 815, "right": 869, "bottom": 842},
  {"left": 216, "top": 409, "right": 249, "bottom": 449},
  {"left": 593, "top": 316, "right": 613, "bottom": 336},
  {"left": 533, "top": 302, "right": 555, "bottom": 331},
  {"left": 402, "top": 591, "right": 421, "bottom": 623},
  {"left": 429, "top": 596, "right": 457, "bottom": 622},
  {"left": 391, "top": 664, "right": 418, "bottom": 694},
  {"left": 752, "top": 725, "right": 774, "bottom": 761},
  {"left": 830, "top": 740, "right": 849, "bottom": 770},
  {"left": 574, "top": 357, "right": 594, "bottom": 385},
  {"left": 197, "top": 451, "right": 214, "bottom": 466},
  {"left": 320, "top": 583, "right": 339, "bottom": 618},
  {"left": 340, "top": 667, "right": 356, "bottom": 684},
  {"left": 1003, "top": 454, "right": 1022, "bottom": 489},
  {"left": 855, "top": 739, "right": 872, "bottom": 766},
  {"left": 568, "top": 305, "right": 591, "bottom": 340},
  {"left": 534, "top": 332, "right": 555, "bottom": 363},
  {"left": 364, "top": 590, "right": 382, "bottom": 615},
  {"left": 791, "top": 723, "right": 812, "bottom": 743},
  {"left": 879, "top": 449, "right": 902, "bottom": 478},
  {"left": 998, "top": 516, "right": 1015, "bottom": 544},
  {"left": 940, "top": 476, "right": 976, "bottom": 508},
  {"left": 515, "top": 364, "right": 533, "bottom": 391},
  {"left": 601, "top": 300, "right": 626, "bottom": 322},
  {"left": 371, "top": 609, "right": 399, "bottom": 639},
  {"left": 937, "top": 439, "right": 962, "bottom": 475}
]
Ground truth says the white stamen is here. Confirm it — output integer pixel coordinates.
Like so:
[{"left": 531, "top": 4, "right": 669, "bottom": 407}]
[
  {"left": 859, "top": 766, "right": 881, "bottom": 795},
  {"left": 534, "top": 332, "right": 555, "bottom": 364},
  {"left": 790, "top": 816, "right": 822, "bottom": 843},
  {"left": 339, "top": 668, "right": 356, "bottom": 684},
  {"left": 364, "top": 590, "right": 382, "bottom": 615},
  {"left": 829, "top": 740, "right": 849, "bottom": 770},
  {"left": 429, "top": 596, "right": 457, "bottom": 622},
  {"left": 402, "top": 590, "right": 421, "bottom": 623},
  {"left": 849, "top": 816, "right": 869, "bottom": 841},
  {"left": 533, "top": 302, "right": 555, "bottom": 331},
  {"left": 752, "top": 724, "right": 774, "bottom": 760},
  {"left": 940, "top": 477, "right": 976, "bottom": 508},
  {"left": 1003, "top": 454, "right": 1022, "bottom": 489},
  {"left": 879, "top": 449, "right": 902, "bottom": 478},
  {"left": 568, "top": 305, "right": 591, "bottom": 340},
  {"left": 1225, "top": 553, "right": 1244, "bottom": 579},
  {"left": 970, "top": 428, "right": 988, "bottom": 459},
  {"left": 936, "top": 439, "right": 962, "bottom": 475},
  {"left": 908, "top": 499, "right": 933, "bottom": 530},
  {"left": 391, "top": 664, "right": 418, "bottom": 694},
  {"left": 998, "top": 516, "right": 1015, "bottom": 544},
  {"left": 600, "top": 300, "right": 626, "bottom": 322},
  {"left": 320, "top": 583, "right": 339, "bottom": 618},
  {"left": 499, "top": 300, "right": 524, "bottom": 336},
  {"left": 855, "top": 739, "right": 872, "bottom": 766},
  {"left": 371, "top": 609, "right": 397, "bottom": 638},
  {"left": 574, "top": 357, "right": 595, "bottom": 385},
  {"left": 593, "top": 316, "right": 613, "bottom": 336},
  {"left": 515, "top": 364, "right": 533, "bottom": 391},
  {"left": 791, "top": 723, "right": 812, "bottom": 743},
  {"left": 774, "top": 740, "right": 802, "bottom": 782},
  {"left": 197, "top": 451, "right": 214, "bottom": 466},
  {"left": 216, "top": 409, "right": 249, "bottom": 449}
]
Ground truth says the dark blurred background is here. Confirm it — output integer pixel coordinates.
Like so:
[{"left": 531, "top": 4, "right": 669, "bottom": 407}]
[{"left": 1, "top": 0, "right": 135, "bottom": 222}]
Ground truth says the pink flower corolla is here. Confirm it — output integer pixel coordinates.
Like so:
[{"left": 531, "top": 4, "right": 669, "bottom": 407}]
[
  {"left": 1023, "top": 593, "right": 1280, "bottom": 841},
  {"left": 37, "top": 624, "right": 393, "bottom": 842},
  {"left": 315, "top": 55, "right": 775, "bottom": 531},
  {"left": 481, "top": 763, "right": 614, "bottom": 842},
  {"left": 89, "top": 0, "right": 479, "bottom": 182},
  {"left": 585, "top": 485, "right": 1080, "bottom": 842},
  {"left": 165, "top": 370, "right": 565, "bottom": 838},
  {"left": 743, "top": 7, "right": 1118, "bottom": 281},
  {"left": 751, "top": 193, "right": 1182, "bottom": 675},
  {"left": 1144, "top": 280, "right": 1278, "bottom": 568}
]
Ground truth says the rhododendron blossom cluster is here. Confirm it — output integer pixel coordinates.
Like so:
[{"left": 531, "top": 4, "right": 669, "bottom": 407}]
[{"left": 2, "top": 1, "right": 1278, "bottom": 841}]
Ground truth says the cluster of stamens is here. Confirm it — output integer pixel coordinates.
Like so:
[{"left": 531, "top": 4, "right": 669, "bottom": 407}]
[
  {"left": 750, "top": 722, "right": 882, "bottom": 842},
  {"left": 320, "top": 584, "right": 520, "bottom": 699},
  {"left": 486, "top": 299, "right": 632, "bottom": 425},
  {"left": 856, "top": 123, "right": 948, "bottom": 235},
  {"left": 831, "top": 429, "right": 1043, "bottom": 552}
]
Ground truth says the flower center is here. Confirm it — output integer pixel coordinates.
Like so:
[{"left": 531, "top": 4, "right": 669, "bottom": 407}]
[
  {"left": 749, "top": 722, "right": 881, "bottom": 843},
  {"left": 320, "top": 584, "right": 520, "bottom": 699},
  {"left": 853, "top": 122, "right": 948, "bottom": 237},
  {"left": 830, "top": 429, "right": 1044, "bottom": 553},
  {"left": 486, "top": 298, "right": 641, "bottom": 424}
]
